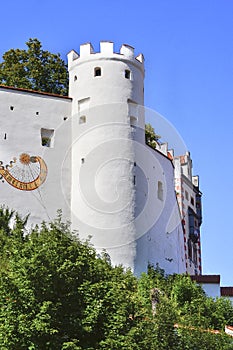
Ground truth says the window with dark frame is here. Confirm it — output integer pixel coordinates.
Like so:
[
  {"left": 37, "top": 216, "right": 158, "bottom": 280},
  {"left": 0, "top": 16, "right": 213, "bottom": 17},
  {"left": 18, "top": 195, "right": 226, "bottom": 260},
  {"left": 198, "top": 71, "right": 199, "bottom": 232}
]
[
  {"left": 94, "top": 67, "right": 101, "bottom": 77},
  {"left": 41, "top": 128, "right": 54, "bottom": 148},
  {"left": 125, "top": 69, "right": 131, "bottom": 79}
]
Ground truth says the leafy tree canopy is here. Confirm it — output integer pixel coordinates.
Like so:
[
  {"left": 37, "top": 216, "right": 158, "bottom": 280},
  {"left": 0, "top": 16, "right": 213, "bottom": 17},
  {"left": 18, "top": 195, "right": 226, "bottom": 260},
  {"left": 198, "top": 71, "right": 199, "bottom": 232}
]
[
  {"left": 0, "top": 38, "right": 68, "bottom": 95},
  {"left": 0, "top": 207, "right": 233, "bottom": 349},
  {"left": 145, "top": 123, "right": 161, "bottom": 149}
]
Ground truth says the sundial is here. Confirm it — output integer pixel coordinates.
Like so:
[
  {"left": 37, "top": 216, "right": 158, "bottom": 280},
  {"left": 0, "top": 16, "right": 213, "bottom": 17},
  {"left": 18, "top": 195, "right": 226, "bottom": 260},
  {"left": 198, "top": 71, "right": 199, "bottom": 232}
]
[{"left": 0, "top": 153, "right": 47, "bottom": 191}]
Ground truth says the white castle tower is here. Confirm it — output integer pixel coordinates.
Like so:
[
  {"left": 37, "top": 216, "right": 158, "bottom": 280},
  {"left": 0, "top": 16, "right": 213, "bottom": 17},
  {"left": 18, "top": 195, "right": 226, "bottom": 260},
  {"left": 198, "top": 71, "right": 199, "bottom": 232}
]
[
  {"left": 67, "top": 42, "right": 145, "bottom": 270},
  {"left": 0, "top": 41, "right": 187, "bottom": 275},
  {"left": 67, "top": 42, "right": 186, "bottom": 275}
]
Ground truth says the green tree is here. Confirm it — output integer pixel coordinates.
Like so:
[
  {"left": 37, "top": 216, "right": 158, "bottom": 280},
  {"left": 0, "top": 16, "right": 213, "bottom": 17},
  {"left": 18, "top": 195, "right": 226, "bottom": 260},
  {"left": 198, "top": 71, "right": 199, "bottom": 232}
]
[
  {"left": 145, "top": 123, "right": 161, "bottom": 149},
  {"left": 0, "top": 210, "right": 146, "bottom": 349},
  {"left": 0, "top": 209, "right": 233, "bottom": 349},
  {"left": 0, "top": 38, "right": 68, "bottom": 95}
]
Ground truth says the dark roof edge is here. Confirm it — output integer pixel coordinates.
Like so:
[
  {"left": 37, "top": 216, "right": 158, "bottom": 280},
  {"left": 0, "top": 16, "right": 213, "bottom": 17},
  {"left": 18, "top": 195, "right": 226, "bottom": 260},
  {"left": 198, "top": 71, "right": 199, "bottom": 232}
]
[
  {"left": 146, "top": 143, "right": 174, "bottom": 166},
  {"left": 190, "top": 275, "right": 220, "bottom": 284},
  {"left": 0, "top": 85, "right": 72, "bottom": 100},
  {"left": 220, "top": 287, "right": 233, "bottom": 296}
]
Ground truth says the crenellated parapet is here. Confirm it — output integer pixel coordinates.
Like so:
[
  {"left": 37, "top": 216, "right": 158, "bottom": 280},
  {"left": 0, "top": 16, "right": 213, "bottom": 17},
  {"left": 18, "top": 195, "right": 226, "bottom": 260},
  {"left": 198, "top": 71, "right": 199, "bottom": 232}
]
[
  {"left": 67, "top": 41, "right": 144, "bottom": 71},
  {"left": 67, "top": 41, "right": 145, "bottom": 106}
]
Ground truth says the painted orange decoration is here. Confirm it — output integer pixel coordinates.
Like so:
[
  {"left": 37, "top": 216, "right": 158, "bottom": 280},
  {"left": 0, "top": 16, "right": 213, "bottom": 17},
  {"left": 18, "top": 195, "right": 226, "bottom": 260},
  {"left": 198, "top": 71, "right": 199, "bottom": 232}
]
[
  {"left": 19, "top": 153, "right": 31, "bottom": 165},
  {"left": 0, "top": 154, "right": 47, "bottom": 191}
]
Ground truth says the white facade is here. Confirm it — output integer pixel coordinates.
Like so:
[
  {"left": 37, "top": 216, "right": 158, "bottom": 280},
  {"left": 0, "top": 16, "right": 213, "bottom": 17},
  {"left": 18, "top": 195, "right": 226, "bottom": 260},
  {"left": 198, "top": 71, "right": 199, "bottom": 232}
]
[
  {"left": 173, "top": 152, "right": 202, "bottom": 275},
  {"left": 0, "top": 42, "right": 187, "bottom": 275},
  {"left": 192, "top": 276, "right": 233, "bottom": 304},
  {"left": 191, "top": 275, "right": 221, "bottom": 298},
  {"left": 202, "top": 283, "right": 221, "bottom": 298},
  {"left": 0, "top": 86, "right": 71, "bottom": 227}
]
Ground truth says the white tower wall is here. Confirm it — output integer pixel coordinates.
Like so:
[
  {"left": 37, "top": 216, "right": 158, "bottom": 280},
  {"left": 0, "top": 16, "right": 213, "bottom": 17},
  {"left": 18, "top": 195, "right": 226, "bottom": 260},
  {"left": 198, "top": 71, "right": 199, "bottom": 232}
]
[
  {"left": 68, "top": 42, "right": 145, "bottom": 269},
  {"left": 68, "top": 42, "right": 185, "bottom": 274}
]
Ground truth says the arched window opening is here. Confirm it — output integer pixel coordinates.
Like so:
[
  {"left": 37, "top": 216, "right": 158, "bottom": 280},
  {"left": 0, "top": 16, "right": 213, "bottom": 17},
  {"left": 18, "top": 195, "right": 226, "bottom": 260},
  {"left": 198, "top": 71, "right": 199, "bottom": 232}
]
[{"left": 94, "top": 67, "right": 101, "bottom": 77}]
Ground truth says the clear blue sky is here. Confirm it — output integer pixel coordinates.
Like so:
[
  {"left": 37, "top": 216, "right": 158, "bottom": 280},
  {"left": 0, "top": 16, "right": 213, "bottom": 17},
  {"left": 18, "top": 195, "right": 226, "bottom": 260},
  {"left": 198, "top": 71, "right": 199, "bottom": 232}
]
[{"left": 1, "top": 0, "right": 232, "bottom": 285}]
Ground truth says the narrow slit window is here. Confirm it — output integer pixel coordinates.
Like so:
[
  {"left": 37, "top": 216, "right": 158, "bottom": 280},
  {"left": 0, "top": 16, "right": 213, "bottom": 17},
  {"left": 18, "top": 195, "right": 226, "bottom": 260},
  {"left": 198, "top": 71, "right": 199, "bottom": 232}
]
[
  {"left": 41, "top": 128, "right": 54, "bottom": 148},
  {"left": 79, "top": 116, "right": 86, "bottom": 124},
  {"left": 188, "top": 239, "right": 192, "bottom": 259},
  {"left": 81, "top": 158, "right": 85, "bottom": 164},
  {"left": 74, "top": 75, "right": 77, "bottom": 81},
  {"left": 94, "top": 67, "right": 101, "bottom": 77},
  {"left": 10, "top": 106, "right": 14, "bottom": 111},
  {"left": 157, "top": 181, "right": 163, "bottom": 201},
  {"left": 125, "top": 70, "right": 131, "bottom": 79}
]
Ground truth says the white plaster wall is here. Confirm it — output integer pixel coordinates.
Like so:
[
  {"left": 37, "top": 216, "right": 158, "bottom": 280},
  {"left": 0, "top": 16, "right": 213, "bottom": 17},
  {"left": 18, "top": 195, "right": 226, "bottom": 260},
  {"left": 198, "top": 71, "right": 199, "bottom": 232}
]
[
  {"left": 134, "top": 146, "right": 186, "bottom": 275},
  {"left": 0, "top": 88, "right": 71, "bottom": 227},
  {"left": 0, "top": 42, "right": 187, "bottom": 276},
  {"left": 68, "top": 42, "right": 185, "bottom": 273},
  {"left": 68, "top": 43, "right": 144, "bottom": 269},
  {"left": 68, "top": 43, "right": 144, "bottom": 110},
  {"left": 201, "top": 283, "right": 221, "bottom": 298}
]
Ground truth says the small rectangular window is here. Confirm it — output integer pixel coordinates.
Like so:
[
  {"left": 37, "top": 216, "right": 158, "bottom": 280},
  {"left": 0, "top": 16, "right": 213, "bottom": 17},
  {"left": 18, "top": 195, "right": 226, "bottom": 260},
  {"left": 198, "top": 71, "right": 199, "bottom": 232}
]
[
  {"left": 130, "top": 116, "right": 137, "bottom": 127},
  {"left": 191, "top": 197, "right": 194, "bottom": 205},
  {"left": 185, "top": 190, "right": 189, "bottom": 200},
  {"left": 125, "top": 70, "right": 131, "bottom": 79},
  {"left": 193, "top": 245, "right": 197, "bottom": 265},
  {"left": 188, "top": 239, "right": 192, "bottom": 259},
  {"left": 94, "top": 67, "right": 101, "bottom": 77},
  {"left": 79, "top": 116, "right": 86, "bottom": 124},
  {"left": 41, "top": 128, "right": 54, "bottom": 148}
]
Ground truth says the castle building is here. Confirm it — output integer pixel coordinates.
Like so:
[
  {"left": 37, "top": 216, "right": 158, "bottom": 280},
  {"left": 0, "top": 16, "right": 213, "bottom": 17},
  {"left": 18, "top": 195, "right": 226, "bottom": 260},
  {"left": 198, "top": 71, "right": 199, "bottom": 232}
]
[
  {"left": 0, "top": 42, "right": 202, "bottom": 275},
  {"left": 173, "top": 152, "right": 202, "bottom": 275}
]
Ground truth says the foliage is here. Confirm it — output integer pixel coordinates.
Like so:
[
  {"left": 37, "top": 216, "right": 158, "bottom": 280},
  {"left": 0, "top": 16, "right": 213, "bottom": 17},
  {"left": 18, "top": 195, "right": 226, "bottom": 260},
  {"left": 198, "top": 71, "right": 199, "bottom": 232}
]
[
  {"left": 0, "top": 38, "right": 68, "bottom": 95},
  {"left": 145, "top": 123, "right": 161, "bottom": 149},
  {"left": 0, "top": 207, "right": 233, "bottom": 349}
]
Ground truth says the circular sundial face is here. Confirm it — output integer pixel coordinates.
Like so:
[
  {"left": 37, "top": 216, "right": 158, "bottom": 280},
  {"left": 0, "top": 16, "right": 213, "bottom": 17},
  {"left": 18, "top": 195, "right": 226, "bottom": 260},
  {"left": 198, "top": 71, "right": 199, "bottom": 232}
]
[{"left": 0, "top": 153, "right": 47, "bottom": 191}]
